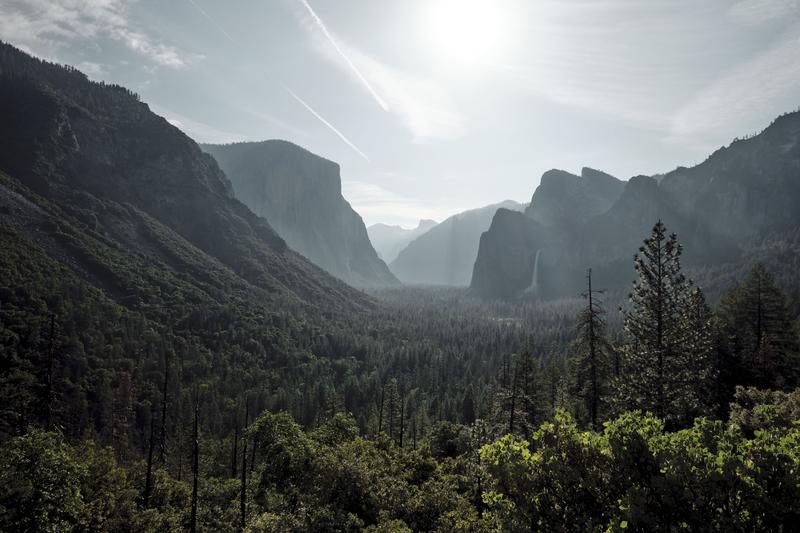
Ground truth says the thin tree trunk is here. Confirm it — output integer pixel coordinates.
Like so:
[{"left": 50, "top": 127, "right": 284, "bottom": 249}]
[
  {"left": 159, "top": 354, "right": 170, "bottom": 463},
  {"left": 231, "top": 424, "right": 238, "bottom": 479},
  {"left": 377, "top": 383, "right": 385, "bottom": 435},
  {"left": 143, "top": 406, "right": 156, "bottom": 507},
  {"left": 240, "top": 400, "right": 249, "bottom": 531},
  {"left": 399, "top": 398, "right": 404, "bottom": 448},
  {"left": 190, "top": 396, "right": 199, "bottom": 533},
  {"left": 45, "top": 313, "right": 56, "bottom": 430}
]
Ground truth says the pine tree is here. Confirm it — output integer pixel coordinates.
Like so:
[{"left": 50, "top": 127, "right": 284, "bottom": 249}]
[
  {"left": 614, "top": 221, "right": 698, "bottom": 426},
  {"left": 568, "top": 269, "right": 610, "bottom": 430},
  {"left": 717, "top": 264, "right": 800, "bottom": 392},
  {"left": 681, "top": 287, "right": 718, "bottom": 418}
]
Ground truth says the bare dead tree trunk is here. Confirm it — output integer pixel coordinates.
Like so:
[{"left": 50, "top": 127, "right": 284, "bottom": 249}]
[
  {"left": 45, "top": 313, "right": 56, "bottom": 430},
  {"left": 190, "top": 394, "right": 199, "bottom": 533},
  {"left": 143, "top": 405, "right": 156, "bottom": 507},
  {"left": 240, "top": 399, "right": 249, "bottom": 531}
]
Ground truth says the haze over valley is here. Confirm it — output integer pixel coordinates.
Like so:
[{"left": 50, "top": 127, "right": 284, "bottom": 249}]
[{"left": 1, "top": 1, "right": 800, "bottom": 531}]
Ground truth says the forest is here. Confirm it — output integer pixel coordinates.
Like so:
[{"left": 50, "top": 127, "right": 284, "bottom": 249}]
[
  {"left": 1, "top": 35, "right": 799, "bottom": 532},
  {"left": 2, "top": 220, "right": 799, "bottom": 531}
]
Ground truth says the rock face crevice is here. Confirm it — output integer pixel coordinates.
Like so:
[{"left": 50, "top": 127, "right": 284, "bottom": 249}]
[{"left": 202, "top": 141, "right": 398, "bottom": 288}]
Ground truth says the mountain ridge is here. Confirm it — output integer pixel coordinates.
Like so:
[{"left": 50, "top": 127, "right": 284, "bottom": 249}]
[
  {"left": 471, "top": 110, "right": 800, "bottom": 299},
  {"left": 368, "top": 219, "right": 438, "bottom": 263}
]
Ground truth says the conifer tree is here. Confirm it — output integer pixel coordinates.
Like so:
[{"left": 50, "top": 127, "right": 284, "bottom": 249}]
[
  {"left": 717, "top": 264, "right": 800, "bottom": 392},
  {"left": 681, "top": 287, "right": 718, "bottom": 418},
  {"left": 568, "top": 269, "right": 609, "bottom": 430},
  {"left": 614, "top": 221, "right": 698, "bottom": 426}
]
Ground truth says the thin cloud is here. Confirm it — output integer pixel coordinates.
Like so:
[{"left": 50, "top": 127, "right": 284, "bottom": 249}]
[
  {"left": 334, "top": 44, "right": 466, "bottom": 143},
  {"left": 728, "top": 0, "right": 800, "bottom": 25},
  {"left": 0, "top": 0, "right": 197, "bottom": 69},
  {"left": 294, "top": 5, "right": 465, "bottom": 143},
  {"left": 185, "top": 0, "right": 237, "bottom": 45},
  {"left": 285, "top": 87, "right": 370, "bottom": 161},
  {"left": 668, "top": 24, "right": 800, "bottom": 150},
  {"left": 297, "top": 0, "right": 389, "bottom": 111}
]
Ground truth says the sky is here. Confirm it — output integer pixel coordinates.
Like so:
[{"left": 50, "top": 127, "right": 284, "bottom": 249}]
[{"left": 2, "top": 0, "right": 799, "bottom": 227}]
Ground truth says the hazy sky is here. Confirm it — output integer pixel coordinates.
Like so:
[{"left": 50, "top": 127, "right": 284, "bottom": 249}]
[{"left": 2, "top": 0, "right": 799, "bottom": 227}]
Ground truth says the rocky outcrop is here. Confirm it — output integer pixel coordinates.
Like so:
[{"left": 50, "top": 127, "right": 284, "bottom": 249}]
[
  {"left": 525, "top": 167, "right": 624, "bottom": 230},
  {"left": 470, "top": 209, "right": 548, "bottom": 298},
  {"left": 202, "top": 141, "right": 398, "bottom": 288},
  {"left": 368, "top": 219, "right": 438, "bottom": 263},
  {"left": 390, "top": 201, "right": 525, "bottom": 286},
  {"left": 469, "top": 109, "right": 800, "bottom": 301}
]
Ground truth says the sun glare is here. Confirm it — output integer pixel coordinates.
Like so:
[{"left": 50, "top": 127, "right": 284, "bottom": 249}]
[{"left": 426, "top": 0, "right": 507, "bottom": 67}]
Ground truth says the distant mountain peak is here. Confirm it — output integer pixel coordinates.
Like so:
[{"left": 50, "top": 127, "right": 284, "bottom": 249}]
[{"left": 417, "top": 219, "right": 438, "bottom": 230}]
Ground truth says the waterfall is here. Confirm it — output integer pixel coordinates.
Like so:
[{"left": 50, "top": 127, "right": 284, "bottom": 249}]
[{"left": 526, "top": 249, "right": 542, "bottom": 294}]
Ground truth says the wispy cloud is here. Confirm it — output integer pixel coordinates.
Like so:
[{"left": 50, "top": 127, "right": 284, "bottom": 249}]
[
  {"left": 297, "top": 0, "right": 388, "bottom": 111},
  {"left": 291, "top": 0, "right": 464, "bottom": 142},
  {"left": 728, "top": 0, "right": 800, "bottom": 26},
  {"left": 285, "top": 88, "right": 370, "bottom": 161},
  {"left": 334, "top": 45, "right": 466, "bottom": 143},
  {"left": 667, "top": 25, "right": 800, "bottom": 150},
  {"left": 185, "top": 0, "right": 237, "bottom": 45},
  {"left": 0, "top": 0, "right": 198, "bottom": 68}
]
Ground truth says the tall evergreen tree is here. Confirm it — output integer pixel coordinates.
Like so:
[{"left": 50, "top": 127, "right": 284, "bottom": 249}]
[
  {"left": 717, "top": 264, "right": 800, "bottom": 393},
  {"left": 681, "top": 287, "right": 718, "bottom": 418},
  {"left": 614, "top": 221, "right": 701, "bottom": 426},
  {"left": 568, "top": 269, "right": 610, "bottom": 430}
]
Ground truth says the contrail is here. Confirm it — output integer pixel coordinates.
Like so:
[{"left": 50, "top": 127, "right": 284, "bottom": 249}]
[
  {"left": 185, "top": 0, "right": 237, "bottom": 45},
  {"left": 285, "top": 87, "right": 370, "bottom": 162},
  {"left": 299, "top": 0, "right": 389, "bottom": 111}
]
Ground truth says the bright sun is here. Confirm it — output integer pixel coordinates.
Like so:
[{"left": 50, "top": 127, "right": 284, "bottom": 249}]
[{"left": 426, "top": 0, "right": 507, "bottom": 67}]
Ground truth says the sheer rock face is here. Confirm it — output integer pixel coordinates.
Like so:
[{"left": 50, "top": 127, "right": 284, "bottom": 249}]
[
  {"left": 202, "top": 141, "right": 398, "bottom": 288},
  {"left": 470, "top": 209, "right": 547, "bottom": 299},
  {"left": 471, "top": 111, "right": 800, "bottom": 299},
  {"left": 368, "top": 219, "right": 438, "bottom": 264},
  {"left": 390, "top": 201, "right": 525, "bottom": 286}
]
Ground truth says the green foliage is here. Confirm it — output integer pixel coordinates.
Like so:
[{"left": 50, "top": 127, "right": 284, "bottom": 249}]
[
  {"left": 728, "top": 386, "right": 800, "bottom": 435},
  {"left": 615, "top": 221, "right": 716, "bottom": 426},
  {"left": 2, "top": 396, "right": 799, "bottom": 532},
  {"left": 0, "top": 429, "right": 86, "bottom": 532},
  {"left": 481, "top": 408, "right": 800, "bottom": 531}
]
